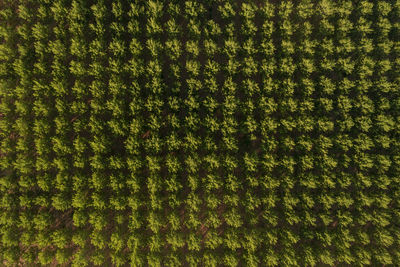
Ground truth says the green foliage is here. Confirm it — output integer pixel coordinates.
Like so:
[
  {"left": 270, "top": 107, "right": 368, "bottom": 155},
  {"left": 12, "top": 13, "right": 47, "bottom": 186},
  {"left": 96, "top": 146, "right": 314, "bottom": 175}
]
[{"left": 0, "top": 0, "right": 399, "bottom": 265}]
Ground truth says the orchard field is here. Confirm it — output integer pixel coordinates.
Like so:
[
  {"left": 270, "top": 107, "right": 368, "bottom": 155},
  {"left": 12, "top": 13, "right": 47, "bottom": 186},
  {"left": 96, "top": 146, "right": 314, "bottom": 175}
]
[{"left": 0, "top": 0, "right": 400, "bottom": 266}]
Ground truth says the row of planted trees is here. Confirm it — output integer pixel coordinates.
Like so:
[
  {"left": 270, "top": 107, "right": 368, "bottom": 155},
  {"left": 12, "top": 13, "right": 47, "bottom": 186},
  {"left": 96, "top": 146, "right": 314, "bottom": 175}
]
[{"left": 0, "top": 0, "right": 399, "bottom": 266}]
